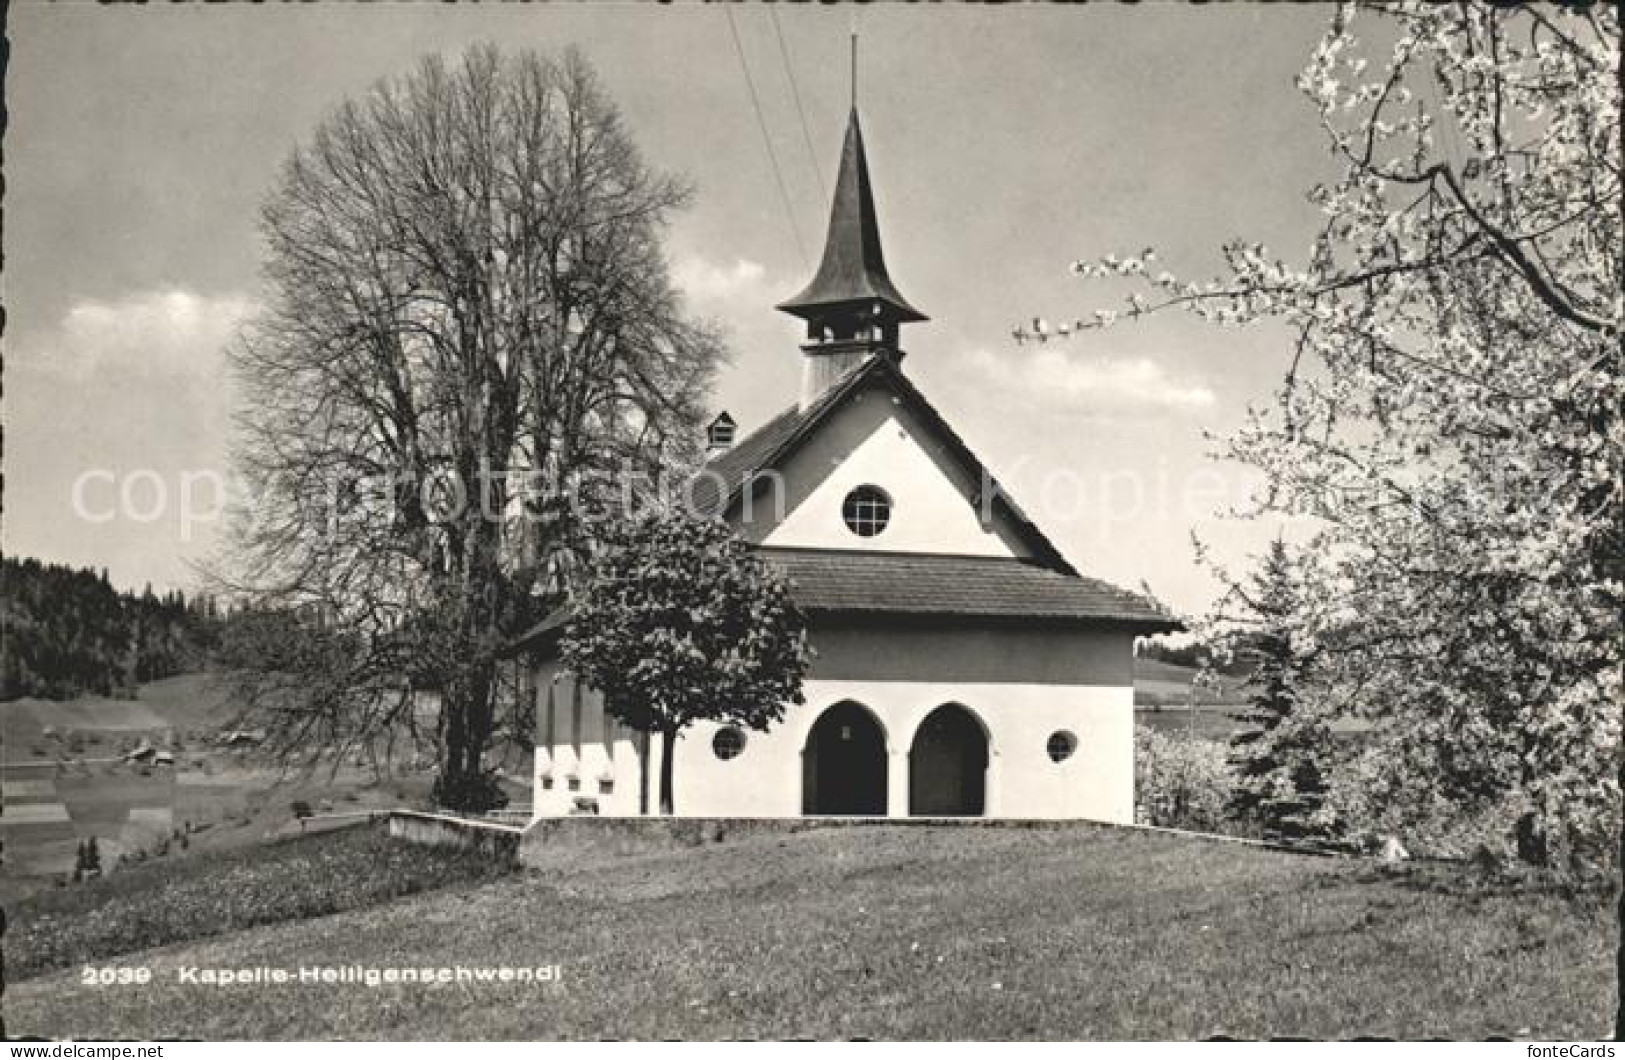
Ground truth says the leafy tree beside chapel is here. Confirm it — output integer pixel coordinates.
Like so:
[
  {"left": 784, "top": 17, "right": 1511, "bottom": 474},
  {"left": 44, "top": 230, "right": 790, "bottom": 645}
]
[{"left": 560, "top": 509, "right": 810, "bottom": 816}]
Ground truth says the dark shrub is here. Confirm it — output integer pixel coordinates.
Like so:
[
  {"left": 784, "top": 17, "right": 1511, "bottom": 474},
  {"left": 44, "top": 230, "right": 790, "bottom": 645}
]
[{"left": 431, "top": 770, "right": 509, "bottom": 814}]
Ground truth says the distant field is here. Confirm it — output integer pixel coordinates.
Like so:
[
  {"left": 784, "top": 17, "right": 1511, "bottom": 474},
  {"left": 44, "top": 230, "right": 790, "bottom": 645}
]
[
  {"left": 1, "top": 673, "right": 232, "bottom": 756},
  {"left": 1, "top": 673, "right": 529, "bottom": 899},
  {"left": 1133, "top": 658, "right": 1246, "bottom": 708},
  {"left": 1135, "top": 705, "right": 1245, "bottom": 741},
  {"left": 1136, "top": 704, "right": 1375, "bottom": 744},
  {"left": 1133, "top": 657, "right": 1246, "bottom": 741},
  {"left": 5, "top": 824, "right": 1612, "bottom": 1040},
  {"left": 1133, "top": 659, "right": 1375, "bottom": 743}
]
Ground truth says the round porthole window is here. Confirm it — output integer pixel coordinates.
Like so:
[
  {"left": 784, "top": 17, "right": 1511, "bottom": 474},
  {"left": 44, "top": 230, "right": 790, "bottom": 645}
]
[
  {"left": 712, "top": 726, "right": 747, "bottom": 761},
  {"left": 841, "top": 485, "right": 892, "bottom": 537},
  {"left": 1046, "top": 730, "right": 1077, "bottom": 763}
]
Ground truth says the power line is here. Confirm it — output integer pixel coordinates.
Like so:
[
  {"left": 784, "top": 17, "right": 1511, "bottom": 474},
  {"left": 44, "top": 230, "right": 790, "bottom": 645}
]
[
  {"left": 725, "top": 6, "right": 809, "bottom": 270},
  {"left": 851, "top": 7, "right": 867, "bottom": 110},
  {"left": 769, "top": 5, "right": 827, "bottom": 205}
]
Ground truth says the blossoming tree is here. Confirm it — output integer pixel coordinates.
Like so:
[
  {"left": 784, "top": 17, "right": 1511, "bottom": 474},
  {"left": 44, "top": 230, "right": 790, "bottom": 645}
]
[{"left": 1031, "top": 2, "right": 1621, "bottom": 867}]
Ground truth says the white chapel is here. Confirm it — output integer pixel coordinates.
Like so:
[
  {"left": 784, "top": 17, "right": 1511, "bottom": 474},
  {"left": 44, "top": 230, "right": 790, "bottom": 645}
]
[{"left": 519, "top": 103, "right": 1177, "bottom": 821}]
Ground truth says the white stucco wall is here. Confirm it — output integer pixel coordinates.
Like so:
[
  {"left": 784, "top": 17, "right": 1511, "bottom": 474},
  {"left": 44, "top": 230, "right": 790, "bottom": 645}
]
[
  {"left": 532, "top": 671, "right": 1135, "bottom": 823},
  {"left": 531, "top": 658, "right": 646, "bottom": 817},
  {"left": 527, "top": 361, "right": 1142, "bottom": 823},
  {"left": 734, "top": 382, "right": 1035, "bottom": 559},
  {"left": 760, "top": 410, "right": 1017, "bottom": 557}
]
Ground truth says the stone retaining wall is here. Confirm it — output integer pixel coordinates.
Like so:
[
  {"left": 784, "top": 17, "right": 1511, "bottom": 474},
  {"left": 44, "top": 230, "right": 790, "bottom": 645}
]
[
  {"left": 514, "top": 815, "right": 1131, "bottom": 867},
  {"left": 386, "top": 810, "right": 524, "bottom": 863}
]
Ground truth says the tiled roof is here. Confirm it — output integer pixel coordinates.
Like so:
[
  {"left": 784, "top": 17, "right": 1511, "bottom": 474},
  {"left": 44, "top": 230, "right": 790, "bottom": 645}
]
[
  {"left": 510, "top": 547, "right": 1179, "bottom": 655},
  {"left": 509, "top": 355, "right": 1183, "bottom": 656},
  {"left": 687, "top": 404, "right": 810, "bottom": 517},
  {"left": 758, "top": 547, "right": 1180, "bottom": 628},
  {"left": 686, "top": 354, "right": 886, "bottom": 517}
]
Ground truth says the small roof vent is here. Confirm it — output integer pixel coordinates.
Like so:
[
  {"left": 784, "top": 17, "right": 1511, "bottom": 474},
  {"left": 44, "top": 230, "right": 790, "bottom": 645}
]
[{"left": 707, "top": 411, "right": 737, "bottom": 453}]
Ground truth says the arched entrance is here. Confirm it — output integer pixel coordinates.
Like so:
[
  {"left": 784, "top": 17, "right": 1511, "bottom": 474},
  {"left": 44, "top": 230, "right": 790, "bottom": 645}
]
[
  {"left": 909, "top": 704, "right": 989, "bottom": 817},
  {"left": 802, "top": 701, "right": 888, "bottom": 816}
]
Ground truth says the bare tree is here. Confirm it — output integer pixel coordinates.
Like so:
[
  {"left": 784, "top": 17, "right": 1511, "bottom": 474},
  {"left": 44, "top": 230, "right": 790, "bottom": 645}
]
[{"left": 219, "top": 46, "right": 722, "bottom": 810}]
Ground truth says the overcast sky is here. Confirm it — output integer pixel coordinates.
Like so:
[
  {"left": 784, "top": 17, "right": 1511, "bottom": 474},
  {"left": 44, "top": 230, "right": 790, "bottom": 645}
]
[{"left": 5, "top": 3, "right": 1335, "bottom": 615}]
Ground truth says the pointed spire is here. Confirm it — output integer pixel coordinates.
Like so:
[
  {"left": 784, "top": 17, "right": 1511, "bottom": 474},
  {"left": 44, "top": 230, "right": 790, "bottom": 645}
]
[{"left": 776, "top": 108, "right": 928, "bottom": 325}]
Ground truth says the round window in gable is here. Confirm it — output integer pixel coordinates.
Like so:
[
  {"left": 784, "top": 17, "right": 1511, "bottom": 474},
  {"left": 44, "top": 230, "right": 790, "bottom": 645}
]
[
  {"left": 712, "top": 726, "right": 747, "bottom": 761},
  {"left": 1046, "top": 730, "right": 1077, "bottom": 763},
  {"left": 841, "top": 485, "right": 892, "bottom": 537}
]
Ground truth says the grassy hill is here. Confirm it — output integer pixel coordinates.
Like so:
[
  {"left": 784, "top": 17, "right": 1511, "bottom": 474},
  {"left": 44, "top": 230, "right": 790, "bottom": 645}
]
[
  {"left": 5, "top": 823, "right": 1611, "bottom": 1040},
  {"left": 1133, "top": 658, "right": 1246, "bottom": 741},
  {"left": 1, "top": 673, "right": 232, "bottom": 759}
]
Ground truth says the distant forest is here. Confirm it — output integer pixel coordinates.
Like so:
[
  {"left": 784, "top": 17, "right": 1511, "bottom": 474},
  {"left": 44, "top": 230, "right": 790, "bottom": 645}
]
[
  {"left": 1136, "top": 638, "right": 1214, "bottom": 670},
  {"left": 1136, "top": 637, "right": 1251, "bottom": 677},
  {"left": 1, "top": 556, "right": 223, "bottom": 701}
]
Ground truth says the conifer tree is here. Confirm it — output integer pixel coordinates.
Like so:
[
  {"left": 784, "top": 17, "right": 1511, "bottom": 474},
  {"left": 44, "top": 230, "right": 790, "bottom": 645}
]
[{"left": 1225, "top": 540, "right": 1333, "bottom": 840}]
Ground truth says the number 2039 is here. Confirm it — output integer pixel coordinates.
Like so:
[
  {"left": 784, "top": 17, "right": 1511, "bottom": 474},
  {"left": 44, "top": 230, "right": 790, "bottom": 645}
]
[{"left": 81, "top": 965, "right": 152, "bottom": 985}]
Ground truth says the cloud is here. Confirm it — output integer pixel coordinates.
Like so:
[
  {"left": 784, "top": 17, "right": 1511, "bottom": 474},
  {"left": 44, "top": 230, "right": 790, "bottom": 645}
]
[
  {"left": 671, "top": 255, "right": 768, "bottom": 303},
  {"left": 962, "top": 345, "right": 1215, "bottom": 414},
  {"left": 15, "top": 288, "right": 257, "bottom": 381}
]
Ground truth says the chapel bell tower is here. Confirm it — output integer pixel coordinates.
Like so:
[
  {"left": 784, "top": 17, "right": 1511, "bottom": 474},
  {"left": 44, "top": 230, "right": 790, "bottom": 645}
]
[{"left": 776, "top": 100, "right": 928, "bottom": 410}]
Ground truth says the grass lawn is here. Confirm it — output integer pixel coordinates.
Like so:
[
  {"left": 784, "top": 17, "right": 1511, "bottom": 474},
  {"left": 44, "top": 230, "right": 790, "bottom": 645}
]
[{"left": 6, "top": 823, "right": 1613, "bottom": 1040}]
